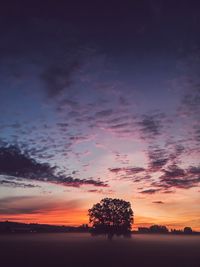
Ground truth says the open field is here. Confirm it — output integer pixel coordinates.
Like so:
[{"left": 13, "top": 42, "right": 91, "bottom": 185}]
[{"left": 0, "top": 233, "right": 200, "bottom": 267}]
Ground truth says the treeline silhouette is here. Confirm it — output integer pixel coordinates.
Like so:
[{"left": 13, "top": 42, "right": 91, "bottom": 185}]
[
  {"left": 0, "top": 221, "right": 199, "bottom": 235},
  {"left": 0, "top": 221, "right": 89, "bottom": 234},
  {"left": 138, "top": 225, "right": 168, "bottom": 233},
  {"left": 138, "top": 225, "right": 199, "bottom": 235}
]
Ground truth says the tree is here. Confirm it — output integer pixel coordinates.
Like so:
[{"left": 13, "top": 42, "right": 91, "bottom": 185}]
[
  {"left": 184, "top": 227, "right": 193, "bottom": 234},
  {"left": 88, "top": 198, "right": 133, "bottom": 239},
  {"left": 149, "top": 225, "right": 169, "bottom": 233}
]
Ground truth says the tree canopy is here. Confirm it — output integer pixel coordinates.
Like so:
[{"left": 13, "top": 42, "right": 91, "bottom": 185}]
[
  {"left": 88, "top": 198, "right": 133, "bottom": 238},
  {"left": 149, "top": 225, "right": 169, "bottom": 233},
  {"left": 184, "top": 227, "right": 193, "bottom": 234}
]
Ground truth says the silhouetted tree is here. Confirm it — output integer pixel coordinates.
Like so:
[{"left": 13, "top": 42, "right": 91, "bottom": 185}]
[
  {"left": 184, "top": 227, "right": 193, "bottom": 234},
  {"left": 88, "top": 198, "right": 133, "bottom": 240},
  {"left": 149, "top": 225, "right": 169, "bottom": 233}
]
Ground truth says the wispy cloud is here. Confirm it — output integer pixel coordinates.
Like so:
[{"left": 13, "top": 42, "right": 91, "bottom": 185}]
[
  {"left": 139, "top": 189, "right": 160, "bottom": 194},
  {"left": 147, "top": 146, "right": 169, "bottom": 171},
  {"left": 153, "top": 164, "right": 200, "bottom": 189},
  {"left": 152, "top": 201, "right": 164, "bottom": 204},
  {"left": 0, "top": 179, "right": 40, "bottom": 188},
  {"left": 109, "top": 167, "right": 145, "bottom": 175},
  {"left": 138, "top": 113, "right": 165, "bottom": 139}
]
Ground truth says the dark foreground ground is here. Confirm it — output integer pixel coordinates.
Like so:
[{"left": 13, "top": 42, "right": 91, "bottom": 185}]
[{"left": 0, "top": 233, "right": 200, "bottom": 267}]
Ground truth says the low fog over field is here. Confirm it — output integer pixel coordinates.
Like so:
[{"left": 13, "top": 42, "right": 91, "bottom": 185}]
[{"left": 1, "top": 233, "right": 200, "bottom": 267}]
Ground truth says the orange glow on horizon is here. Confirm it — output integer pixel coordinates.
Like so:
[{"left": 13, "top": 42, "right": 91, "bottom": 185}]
[{"left": 1, "top": 210, "right": 199, "bottom": 231}]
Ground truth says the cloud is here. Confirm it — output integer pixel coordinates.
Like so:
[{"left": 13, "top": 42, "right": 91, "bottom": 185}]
[
  {"left": 109, "top": 167, "right": 123, "bottom": 174},
  {"left": 113, "top": 152, "right": 130, "bottom": 165},
  {"left": 147, "top": 146, "right": 169, "bottom": 171},
  {"left": 146, "top": 142, "right": 185, "bottom": 174},
  {"left": 0, "top": 179, "right": 40, "bottom": 188},
  {"left": 170, "top": 144, "right": 185, "bottom": 163},
  {"left": 95, "top": 109, "right": 113, "bottom": 118},
  {"left": 152, "top": 201, "right": 164, "bottom": 204},
  {"left": 154, "top": 164, "right": 200, "bottom": 190},
  {"left": 57, "top": 176, "right": 107, "bottom": 187},
  {"left": 109, "top": 166, "right": 150, "bottom": 183},
  {"left": 188, "top": 166, "right": 200, "bottom": 175},
  {"left": 86, "top": 189, "right": 113, "bottom": 194},
  {"left": 69, "top": 135, "right": 92, "bottom": 144},
  {"left": 139, "top": 189, "right": 160, "bottom": 194},
  {"left": 109, "top": 167, "right": 145, "bottom": 175},
  {"left": 106, "top": 115, "right": 131, "bottom": 125},
  {"left": 0, "top": 145, "right": 56, "bottom": 178},
  {"left": 162, "top": 190, "right": 175, "bottom": 194},
  {"left": 110, "top": 123, "right": 130, "bottom": 129},
  {"left": 162, "top": 164, "right": 185, "bottom": 178},
  {"left": 138, "top": 113, "right": 165, "bottom": 139},
  {"left": 0, "top": 145, "right": 107, "bottom": 188},
  {"left": 40, "top": 61, "right": 80, "bottom": 98}
]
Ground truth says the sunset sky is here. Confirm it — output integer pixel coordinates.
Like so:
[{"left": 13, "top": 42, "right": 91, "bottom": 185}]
[{"left": 0, "top": 1, "right": 200, "bottom": 230}]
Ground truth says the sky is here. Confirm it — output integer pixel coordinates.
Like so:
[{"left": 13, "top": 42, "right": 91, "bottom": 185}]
[{"left": 0, "top": 0, "right": 200, "bottom": 230}]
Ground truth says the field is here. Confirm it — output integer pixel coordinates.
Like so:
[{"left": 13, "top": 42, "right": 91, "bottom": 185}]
[{"left": 0, "top": 233, "right": 200, "bottom": 267}]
